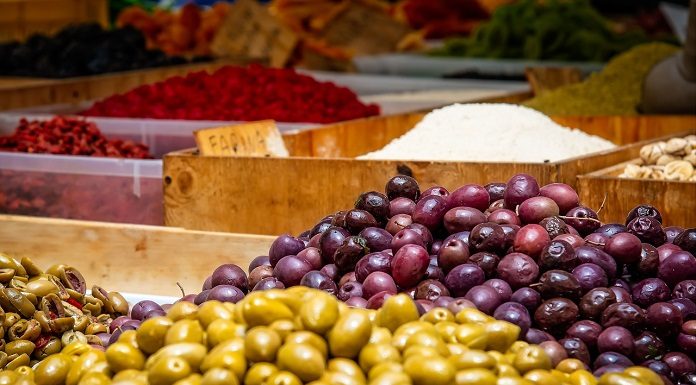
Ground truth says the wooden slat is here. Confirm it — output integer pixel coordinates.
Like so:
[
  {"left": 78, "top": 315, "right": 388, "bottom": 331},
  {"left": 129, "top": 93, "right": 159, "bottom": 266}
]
[
  {"left": 0, "top": 61, "right": 240, "bottom": 110},
  {"left": 551, "top": 115, "right": 696, "bottom": 145},
  {"left": 0, "top": 215, "right": 275, "bottom": 296}
]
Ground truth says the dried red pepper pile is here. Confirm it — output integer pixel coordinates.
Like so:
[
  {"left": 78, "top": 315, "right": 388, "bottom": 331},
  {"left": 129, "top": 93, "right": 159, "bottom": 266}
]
[
  {"left": 80, "top": 65, "right": 380, "bottom": 123},
  {"left": 0, "top": 116, "right": 152, "bottom": 158}
]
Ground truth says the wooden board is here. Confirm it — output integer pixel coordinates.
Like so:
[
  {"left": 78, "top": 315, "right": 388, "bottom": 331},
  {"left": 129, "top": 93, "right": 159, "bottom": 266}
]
[
  {"left": 0, "top": 60, "right": 239, "bottom": 110},
  {"left": 0, "top": 0, "right": 108, "bottom": 43},
  {"left": 578, "top": 160, "right": 696, "bottom": 228},
  {"left": 0, "top": 215, "right": 275, "bottom": 296},
  {"left": 164, "top": 113, "right": 694, "bottom": 235},
  {"left": 552, "top": 115, "right": 696, "bottom": 146}
]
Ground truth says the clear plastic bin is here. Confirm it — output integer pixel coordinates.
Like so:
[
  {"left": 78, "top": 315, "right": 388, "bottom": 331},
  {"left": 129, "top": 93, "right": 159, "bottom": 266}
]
[{"left": 0, "top": 152, "right": 164, "bottom": 225}]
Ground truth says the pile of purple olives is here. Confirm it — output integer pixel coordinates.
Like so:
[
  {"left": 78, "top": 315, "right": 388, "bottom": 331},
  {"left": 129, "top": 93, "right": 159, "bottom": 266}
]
[{"left": 188, "top": 174, "right": 696, "bottom": 384}]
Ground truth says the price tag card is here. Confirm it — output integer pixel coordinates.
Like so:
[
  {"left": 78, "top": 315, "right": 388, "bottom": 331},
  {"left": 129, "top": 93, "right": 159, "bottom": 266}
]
[
  {"left": 194, "top": 120, "right": 289, "bottom": 157},
  {"left": 319, "top": 2, "right": 412, "bottom": 55},
  {"left": 211, "top": 0, "right": 299, "bottom": 67}
]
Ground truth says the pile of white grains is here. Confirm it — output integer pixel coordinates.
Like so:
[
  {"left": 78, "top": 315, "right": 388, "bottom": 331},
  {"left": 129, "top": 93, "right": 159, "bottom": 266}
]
[{"left": 359, "top": 103, "right": 616, "bottom": 163}]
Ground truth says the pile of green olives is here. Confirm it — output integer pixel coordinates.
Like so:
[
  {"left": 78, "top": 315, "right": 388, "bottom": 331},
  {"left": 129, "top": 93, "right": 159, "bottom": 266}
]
[
  {"left": 0, "top": 253, "right": 128, "bottom": 370},
  {"left": 0, "top": 287, "right": 665, "bottom": 385}
]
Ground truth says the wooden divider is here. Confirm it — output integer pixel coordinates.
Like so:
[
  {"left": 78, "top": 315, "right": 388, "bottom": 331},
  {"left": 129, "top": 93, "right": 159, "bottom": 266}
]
[{"left": 0, "top": 215, "right": 275, "bottom": 296}]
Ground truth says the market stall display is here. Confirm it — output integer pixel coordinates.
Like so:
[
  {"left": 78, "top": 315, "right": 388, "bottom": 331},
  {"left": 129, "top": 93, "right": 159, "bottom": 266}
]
[
  {"left": 0, "top": 24, "right": 196, "bottom": 78},
  {"left": 117, "top": 2, "right": 231, "bottom": 56},
  {"left": 163, "top": 105, "right": 696, "bottom": 235}
]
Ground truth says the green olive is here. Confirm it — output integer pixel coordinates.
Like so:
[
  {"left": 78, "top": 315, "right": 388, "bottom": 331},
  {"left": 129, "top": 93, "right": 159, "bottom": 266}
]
[
  {"left": 447, "top": 343, "right": 467, "bottom": 356},
  {"left": 34, "top": 337, "right": 61, "bottom": 360},
  {"left": 449, "top": 349, "right": 496, "bottom": 370},
  {"left": 49, "top": 317, "right": 75, "bottom": 335},
  {"left": 556, "top": 359, "right": 587, "bottom": 373},
  {"left": 597, "top": 373, "right": 647, "bottom": 385},
  {"left": 358, "top": 343, "right": 401, "bottom": 373},
  {"left": 172, "top": 374, "right": 202, "bottom": 385},
  {"left": 242, "top": 296, "right": 293, "bottom": 327},
  {"left": 106, "top": 342, "right": 146, "bottom": 372},
  {"left": 244, "top": 326, "right": 281, "bottom": 362},
  {"left": 167, "top": 302, "right": 199, "bottom": 321},
  {"left": 367, "top": 362, "right": 403, "bottom": 380},
  {"left": 421, "top": 307, "right": 455, "bottom": 324},
  {"left": 264, "top": 370, "right": 302, "bottom": 385},
  {"left": 299, "top": 291, "right": 339, "bottom": 335},
  {"left": 199, "top": 343, "right": 246, "bottom": 379},
  {"left": 454, "top": 368, "right": 497, "bottom": 385},
  {"left": 86, "top": 323, "right": 108, "bottom": 336},
  {"left": 201, "top": 368, "right": 239, "bottom": 385},
  {"left": 484, "top": 321, "right": 520, "bottom": 352},
  {"left": 368, "top": 327, "right": 392, "bottom": 345},
  {"left": 112, "top": 369, "right": 148, "bottom": 381},
  {"left": 165, "top": 320, "right": 205, "bottom": 345},
  {"left": 62, "top": 331, "right": 88, "bottom": 347},
  {"left": 404, "top": 355, "right": 454, "bottom": 385},
  {"left": 62, "top": 341, "right": 92, "bottom": 356},
  {"left": 496, "top": 364, "right": 521, "bottom": 378},
  {"left": 285, "top": 331, "right": 328, "bottom": 359},
  {"left": 568, "top": 370, "right": 598, "bottom": 385},
  {"left": 328, "top": 309, "right": 373, "bottom": 358},
  {"left": 377, "top": 294, "right": 420, "bottom": 333},
  {"left": 455, "top": 308, "right": 493, "bottom": 325},
  {"left": 206, "top": 319, "right": 243, "bottom": 348},
  {"left": 4, "top": 353, "right": 30, "bottom": 370},
  {"left": 20, "top": 257, "right": 42, "bottom": 277},
  {"left": 405, "top": 330, "right": 449, "bottom": 356},
  {"left": 320, "top": 371, "right": 363, "bottom": 385},
  {"left": 368, "top": 371, "right": 412, "bottom": 385},
  {"left": 0, "top": 268, "right": 14, "bottom": 284},
  {"left": 277, "top": 342, "right": 326, "bottom": 382},
  {"left": 137, "top": 316, "right": 174, "bottom": 355},
  {"left": 197, "top": 301, "right": 233, "bottom": 329},
  {"left": 244, "top": 362, "right": 278, "bottom": 385},
  {"left": 402, "top": 345, "right": 442, "bottom": 360},
  {"left": 433, "top": 321, "right": 458, "bottom": 344},
  {"left": 33, "top": 353, "right": 71, "bottom": 385},
  {"left": 513, "top": 345, "right": 552, "bottom": 374},
  {"left": 329, "top": 358, "right": 366, "bottom": 384},
  {"left": 0, "top": 254, "right": 26, "bottom": 275},
  {"left": 496, "top": 377, "right": 536, "bottom": 385},
  {"left": 4, "top": 312, "right": 20, "bottom": 328},
  {"left": 523, "top": 369, "right": 561, "bottom": 385},
  {"left": 0, "top": 371, "right": 18, "bottom": 385},
  {"left": 4, "top": 339, "right": 35, "bottom": 356},
  {"left": 25, "top": 280, "right": 59, "bottom": 297},
  {"left": 65, "top": 350, "right": 106, "bottom": 385},
  {"left": 392, "top": 322, "right": 436, "bottom": 351},
  {"left": 148, "top": 356, "right": 192, "bottom": 385},
  {"left": 2, "top": 288, "right": 35, "bottom": 318},
  {"left": 269, "top": 319, "right": 296, "bottom": 340},
  {"left": 146, "top": 343, "right": 207, "bottom": 372},
  {"left": 76, "top": 372, "right": 112, "bottom": 385},
  {"left": 622, "top": 367, "right": 663, "bottom": 385}
]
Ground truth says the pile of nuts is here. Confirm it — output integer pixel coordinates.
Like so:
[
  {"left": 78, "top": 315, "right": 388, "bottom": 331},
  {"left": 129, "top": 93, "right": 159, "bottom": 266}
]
[
  {"left": 0, "top": 253, "right": 129, "bottom": 370},
  {"left": 0, "top": 288, "right": 664, "bottom": 385},
  {"left": 621, "top": 135, "right": 696, "bottom": 181}
]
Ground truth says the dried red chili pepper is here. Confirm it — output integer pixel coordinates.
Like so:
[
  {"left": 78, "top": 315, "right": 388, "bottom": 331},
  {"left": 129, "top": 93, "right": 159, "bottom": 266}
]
[
  {"left": 81, "top": 65, "right": 380, "bottom": 123},
  {"left": 0, "top": 116, "right": 152, "bottom": 159},
  {"left": 66, "top": 298, "right": 83, "bottom": 310}
]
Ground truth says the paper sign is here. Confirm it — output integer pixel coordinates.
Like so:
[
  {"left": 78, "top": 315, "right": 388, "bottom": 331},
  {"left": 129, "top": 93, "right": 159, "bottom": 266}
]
[
  {"left": 319, "top": 2, "right": 412, "bottom": 55},
  {"left": 194, "top": 120, "right": 289, "bottom": 157},
  {"left": 211, "top": 0, "right": 299, "bottom": 67}
]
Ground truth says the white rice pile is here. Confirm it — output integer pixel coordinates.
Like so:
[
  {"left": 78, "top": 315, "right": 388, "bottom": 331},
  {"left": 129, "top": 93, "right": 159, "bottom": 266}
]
[{"left": 359, "top": 103, "right": 616, "bottom": 163}]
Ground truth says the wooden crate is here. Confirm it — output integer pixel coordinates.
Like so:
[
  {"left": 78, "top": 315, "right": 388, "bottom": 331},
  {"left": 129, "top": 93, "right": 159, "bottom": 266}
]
[
  {"left": 0, "top": 215, "right": 275, "bottom": 296},
  {"left": 164, "top": 113, "right": 694, "bottom": 235},
  {"left": 0, "top": 60, "right": 239, "bottom": 110},
  {"left": 578, "top": 160, "right": 696, "bottom": 228},
  {"left": 0, "top": 0, "right": 108, "bottom": 43}
]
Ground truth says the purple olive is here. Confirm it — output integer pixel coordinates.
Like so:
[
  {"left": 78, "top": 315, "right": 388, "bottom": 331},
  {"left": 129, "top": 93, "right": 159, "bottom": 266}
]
[
  {"left": 564, "top": 206, "right": 601, "bottom": 236},
  {"left": 362, "top": 272, "right": 397, "bottom": 299},
  {"left": 355, "top": 252, "right": 392, "bottom": 283},
  {"left": 663, "top": 352, "right": 696, "bottom": 377},
  {"left": 525, "top": 328, "right": 556, "bottom": 344},
  {"left": 580, "top": 288, "right": 617, "bottom": 320},
  {"left": 413, "top": 195, "right": 448, "bottom": 231},
  {"left": 539, "top": 216, "right": 571, "bottom": 239},
  {"left": 297, "top": 247, "right": 323, "bottom": 270},
  {"left": 334, "top": 236, "right": 369, "bottom": 274},
  {"left": 391, "top": 229, "right": 425, "bottom": 254},
  {"left": 208, "top": 285, "right": 245, "bottom": 303},
  {"left": 443, "top": 206, "right": 486, "bottom": 233},
  {"left": 319, "top": 226, "right": 350, "bottom": 264},
  {"left": 389, "top": 197, "right": 416, "bottom": 217},
  {"left": 496, "top": 252, "right": 539, "bottom": 289},
  {"left": 337, "top": 281, "right": 363, "bottom": 301},
  {"left": 483, "top": 279, "right": 512, "bottom": 302},
  {"left": 273, "top": 255, "right": 312, "bottom": 287},
  {"left": 493, "top": 302, "right": 531, "bottom": 334},
  {"left": 511, "top": 287, "right": 542, "bottom": 314},
  {"left": 468, "top": 252, "right": 499, "bottom": 278},
  {"left": 320, "top": 264, "right": 338, "bottom": 282},
  {"left": 575, "top": 246, "right": 617, "bottom": 279},
  {"left": 646, "top": 302, "right": 683, "bottom": 337},
  {"left": 504, "top": 174, "right": 540, "bottom": 209},
  {"left": 633, "top": 331, "right": 667, "bottom": 362},
  {"left": 597, "top": 326, "right": 634, "bottom": 356},
  {"left": 447, "top": 184, "right": 490, "bottom": 212},
  {"left": 560, "top": 337, "right": 591, "bottom": 365},
  {"left": 601, "top": 302, "right": 645, "bottom": 330},
  {"left": 366, "top": 291, "right": 393, "bottom": 309},
  {"left": 513, "top": 224, "right": 551, "bottom": 259},
  {"left": 670, "top": 298, "right": 696, "bottom": 320},
  {"left": 248, "top": 256, "right": 271, "bottom": 272},
  {"left": 194, "top": 290, "right": 210, "bottom": 305},
  {"left": 359, "top": 227, "right": 393, "bottom": 252},
  {"left": 355, "top": 191, "right": 390, "bottom": 224},
  {"left": 344, "top": 209, "right": 378, "bottom": 234},
  {"left": 519, "top": 196, "right": 560, "bottom": 224},
  {"left": 572, "top": 263, "right": 608, "bottom": 293},
  {"left": 310, "top": 217, "right": 333, "bottom": 238},
  {"left": 594, "top": 352, "right": 634, "bottom": 369},
  {"left": 566, "top": 320, "right": 603, "bottom": 349},
  {"left": 535, "top": 298, "right": 579, "bottom": 335},
  {"left": 539, "top": 183, "right": 579, "bottom": 214},
  {"left": 385, "top": 214, "right": 413, "bottom": 236},
  {"left": 345, "top": 296, "right": 368, "bottom": 308},
  {"left": 391, "top": 244, "right": 430, "bottom": 288},
  {"left": 469, "top": 222, "right": 506, "bottom": 254},
  {"left": 415, "top": 279, "right": 450, "bottom": 302},
  {"left": 437, "top": 238, "right": 470, "bottom": 272},
  {"left": 627, "top": 216, "right": 667, "bottom": 247},
  {"left": 253, "top": 277, "right": 285, "bottom": 291},
  {"left": 539, "top": 240, "right": 577, "bottom": 272},
  {"left": 405, "top": 223, "right": 434, "bottom": 249},
  {"left": 464, "top": 285, "right": 502, "bottom": 315},
  {"left": 444, "top": 263, "right": 484, "bottom": 297},
  {"left": 664, "top": 226, "right": 684, "bottom": 244},
  {"left": 130, "top": 301, "right": 163, "bottom": 321},
  {"left": 386, "top": 175, "right": 420, "bottom": 201},
  {"left": 488, "top": 209, "right": 521, "bottom": 226},
  {"left": 269, "top": 235, "right": 305, "bottom": 267},
  {"left": 631, "top": 278, "right": 671, "bottom": 307},
  {"left": 658, "top": 251, "right": 696, "bottom": 287},
  {"left": 300, "top": 271, "right": 337, "bottom": 294},
  {"left": 210, "top": 264, "right": 248, "bottom": 292},
  {"left": 673, "top": 280, "right": 696, "bottom": 302}
]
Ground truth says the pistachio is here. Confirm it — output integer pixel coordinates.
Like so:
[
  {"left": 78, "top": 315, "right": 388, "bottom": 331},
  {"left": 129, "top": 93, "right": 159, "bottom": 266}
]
[{"left": 664, "top": 160, "right": 694, "bottom": 181}]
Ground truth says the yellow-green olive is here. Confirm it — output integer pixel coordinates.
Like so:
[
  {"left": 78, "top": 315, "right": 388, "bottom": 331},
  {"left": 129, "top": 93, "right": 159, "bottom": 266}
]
[
  {"left": 368, "top": 327, "right": 392, "bottom": 345},
  {"left": 242, "top": 296, "right": 293, "bottom": 327},
  {"left": 49, "top": 317, "right": 75, "bottom": 335},
  {"left": 358, "top": 343, "right": 401, "bottom": 373},
  {"left": 2, "top": 288, "right": 35, "bottom": 318},
  {"left": 455, "top": 368, "right": 497, "bottom": 385},
  {"left": 145, "top": 343, "right": 207, "bottom": 372},
  {"left": 367, "top": 362, "right": 403, "bottom": 380},
  {"left": 328, "top": 309, "right": 372, "bottom": 358},
  {"left": 513, "top": 345, "right": 552, "bottom": 374},
  {"left": 201, "top": 368, "right": 238, "bottom": 385},
  {"left": 148, "top": 356, "right": 192, "bottom": 385},
  {"left": 285, "top": 331, "right": 328, "bottom": 359},
  {"left": 368, "top": 371, "right": 412, "bottom": 385},
  {"left": 74, "top": 372, "right": 111, "bottom": 385},
  {"left": 0, "top": 268, "right": 15, "bottom": 283},
  {"left": 4, "top": 312, "right": 20, "bottom": 328},
  {"left": 9, "top": 319, "right": 41, "bottom": 341},
  {"left": 112, "top": 369, "right": 148, "bottom": 382},
  {"left": 449, "top": 349, "right": 496, "bottom": 370},
  {"left": 484, "top": 321, "right": 520, "bottom": 352},
  {"left": 404, "top": 330, "right": 449, "bottom": 356},
  {"left": 244, "top": 362, "right": 278, "bottom": 385},
  {"left": 108, "top": 292, "right": 129, "bottom": 315},
  {"left": 299, "top": 291, "right": 339, "bottom": 335},
  {"left": 557, "top": 359, "right": 587, "bottom": 374},
  {"left": 622, "top": 367, "right": 664, "bottom": 385},
  {"left": 524, "top": 369, "right": 562, "bottom": 385},
  {"left": 34, "top": 353, "right": 72, "bottom": 385},
  {"left": 5, "top": 339, "right": 35, "bottom": 356},
  {"left": 568, "top": 370, "right": 598, "bottom": 385},
  {"left": 24, "top": 280, "right": 58, "bottom": 297},
  {"left": 199, "top": 340, "right": 246, "bottom": 378},
  {"left": 167, "top": 302, "right": 199, "bottom": 322},
  {"left": 65, "top": 349, "right": 106, "bottom": 385},
  {"left": 392, "top": 322, "right": 436, "bottom": 351},
  {"left": 106, "top": 342, "right": 146, "bottom": 372},
  {"left": 597, "top": 373, "right": 644, "bottom": 385},
  {"left": 264, "top": 370, "right": 302, "bottom": 385},
  {"left": 244, "top": 326, "right": 281, "bottom": 362},
  {"left": 86, "top": 323, "right": 108, "bottom": 335},
  {"left": 20, "top": 257, "right": 42, "bottom": 277},
  {"left": 33, "top": 337, "right": 62, "bottom": 360},
  {"left": 172, "top": 374, "right": 202, "bottom": 385},
  {"left": 5, "top": 353, "right": 30, "bottom": 370},
  {"left": 377, "top": 294, "right": 420, "bottom": 333},
  {"left": 62, "top": 331, "right": 88, "bottom": 347},
  {"left": 0, "top": 371, "right": 18, "bottom": 385},
  {"left": 206, "top": 319, "right": 243, "bottom": 348},
  {"left": 421, "top": 307, "right": 455, "bottom": 324},
  {"left": 61, "top": 341, "right": 91, "bottom": 357},
  {"left": 137, "top": 316, "right": 174, "bottom": 355},
  {"left": 197, "top": 301, "right": 233, "bottom": 329},
  {"left": 277, "top": 343, "right": 326, "bottom": 382},
  {"left": 165, "top": 319, "right": 205, "bottom": 345}
]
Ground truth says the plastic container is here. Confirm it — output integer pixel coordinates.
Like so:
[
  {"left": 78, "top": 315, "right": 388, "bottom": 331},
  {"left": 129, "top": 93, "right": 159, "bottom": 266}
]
[{"left": 0, "top": 152, "right": 163, "bottom": 225}]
